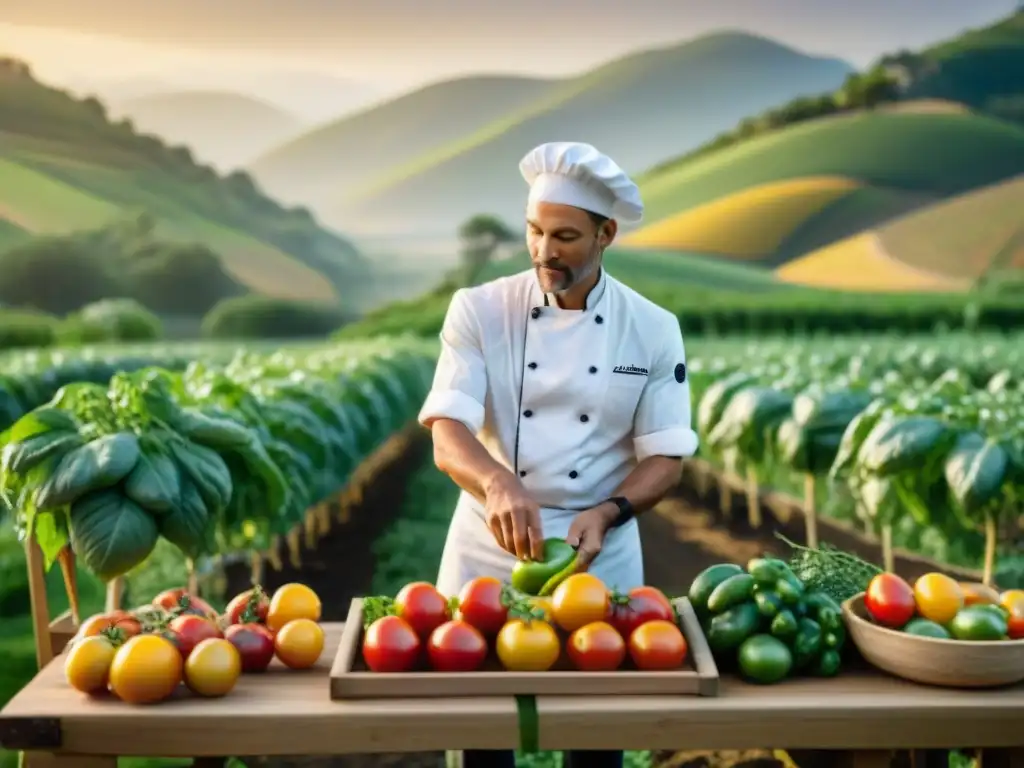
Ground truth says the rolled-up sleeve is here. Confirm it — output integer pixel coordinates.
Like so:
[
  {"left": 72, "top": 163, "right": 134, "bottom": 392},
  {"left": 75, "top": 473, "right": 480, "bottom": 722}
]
[
  {"left": 417, "top": 288, "right": 487, "bottom": 434},
  {"left": 632, "top": 316, "right": 699, "bottom": 461}
]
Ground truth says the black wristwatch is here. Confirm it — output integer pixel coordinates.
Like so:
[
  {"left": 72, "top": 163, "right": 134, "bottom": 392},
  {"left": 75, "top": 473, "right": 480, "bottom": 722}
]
[{"left": 605, "top": 496, "right": 635, "bottom": 528}]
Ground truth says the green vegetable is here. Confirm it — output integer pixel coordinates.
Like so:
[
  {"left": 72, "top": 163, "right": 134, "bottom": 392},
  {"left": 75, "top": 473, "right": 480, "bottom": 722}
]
[
  {"left": 688, "top": 563, "right": 744, "bottom": 614},
  {"left": 811, "top": 649, "right": 842, "bottom": 677},
  {"left": 706, "top": 601, "right": 761, "bottom": 653},
  {"left": 776, "top": 578, "right": 804, "bottom": 605},
  {"left": 769, "top": 609, "right": 798, "bottom": 641},
  {"left": 69, "top": 490, "right": 159, "bottom": 581},
  {"left": 510, "top": 538, "right": 577, "bottom": 596},
  {"left": 792, "top": 618, "right": 823, "bottom": 669},
  {"left": 746, "top": 557, "right": 783, "bottom": 585},
  {"left": 777, "top": 534, "right": 882, "bottom": 604},
  {"left": 948, "top": 606, "right": 1008, "bottom": 641},
  {"left": 707, "top": 573, "right": 756, "bottom": 613},
  {"left": 738, "top": 634, "right": 793, "bottom": 684},
  {"left": 902, "top": 618, "right": 951, "bottom": 639},
  {"left": 754, "top": 589, "right": 784, "bottom": 618},
  {"left": 36, "top": 432, "right": 140, "bottom": 510}
]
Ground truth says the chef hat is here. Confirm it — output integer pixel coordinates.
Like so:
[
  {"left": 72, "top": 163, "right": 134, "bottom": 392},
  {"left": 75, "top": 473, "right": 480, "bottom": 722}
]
[{"left": 519, "top": 141, "right": 644, "bottom": 225}]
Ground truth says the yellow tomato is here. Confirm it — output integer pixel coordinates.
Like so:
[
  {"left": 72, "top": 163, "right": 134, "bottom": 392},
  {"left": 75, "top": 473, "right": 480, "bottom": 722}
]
[
  {"left": 185, "top": 638, "right": 241, "bottom": 698},
  {"left": 274, "top": 619, "right": 325, "bottom": 669},
  {"left": 267, "top": 583, "right": 322, "bottom": 631},
  {"left": 551, "top": 573, "right": 610, "bottom": 632},
  {"left": 65, "top": 635, "right": 117, "bottom": 694},
  {"left": 914, "top": 573, "right": 964, "bottom": 624},
  {"left": 1000, "top": 589, "right": 1024, "bottom": 612},
  {"left": 496, "top": 618, "right": 560, "bottom": 671},
  {"left": 109, "top": 634, "right": 183, "bottom": 705}
]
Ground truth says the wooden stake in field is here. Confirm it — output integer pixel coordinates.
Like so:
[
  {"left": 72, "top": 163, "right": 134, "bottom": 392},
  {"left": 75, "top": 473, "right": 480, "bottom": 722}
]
[
  {"left": 982, "top": 510, "right": 998, "bottom": 587},
  {"left": 746, "top": 466, "right": 762, "bottom": 529},
  {"left": 250, "top": 550, "right": 264, "bottom": 586},
  {"left": 879, "top": 524, "right": 895, "bottom": 574},
  {"left": 56, "top": 546, "right": 80, "bottom": 624},
  {"left": 803, "top": 474, "right": 819, "bottom": 549}
]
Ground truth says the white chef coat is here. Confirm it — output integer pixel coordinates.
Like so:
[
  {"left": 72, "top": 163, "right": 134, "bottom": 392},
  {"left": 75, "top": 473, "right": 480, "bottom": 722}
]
[{"left": 418, "top": 267, "right": 699, "bottom": 597}]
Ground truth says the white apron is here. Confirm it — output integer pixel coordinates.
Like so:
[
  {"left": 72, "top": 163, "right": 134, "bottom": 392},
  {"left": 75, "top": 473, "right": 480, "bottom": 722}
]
[{"left": 418, "top": 268, "right": 698, "bottom": 599}]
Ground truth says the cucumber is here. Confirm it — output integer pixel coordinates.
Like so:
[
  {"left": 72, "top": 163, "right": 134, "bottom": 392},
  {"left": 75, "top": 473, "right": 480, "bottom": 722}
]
[
  {"left": 689, "top": 563, "right": 744, "bottom": 614},
  {"left": 707, "top": 601, "right": 760, "bottom": 653},
  {"left": 746, "top": 557, "right": 783, "bottom": 585},
  {"left": 707, "top": 573, "right": 756, "bottom": 614}
]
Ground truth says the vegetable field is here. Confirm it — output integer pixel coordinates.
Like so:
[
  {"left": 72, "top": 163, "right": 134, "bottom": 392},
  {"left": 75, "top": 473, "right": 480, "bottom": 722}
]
[{"left": 689, "top": 333, "right": 1024, "bottom": 587}]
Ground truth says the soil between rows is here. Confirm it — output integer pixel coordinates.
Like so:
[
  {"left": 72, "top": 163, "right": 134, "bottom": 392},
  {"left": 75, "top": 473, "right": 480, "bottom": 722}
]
[{"left": 219, "top": 440, "right": 810, "bottom": 768}]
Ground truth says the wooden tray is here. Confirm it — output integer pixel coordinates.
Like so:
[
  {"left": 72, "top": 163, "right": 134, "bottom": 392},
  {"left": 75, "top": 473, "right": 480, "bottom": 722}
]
[{"left": 330, "top": 596, "right": 719, "bottom": 699}]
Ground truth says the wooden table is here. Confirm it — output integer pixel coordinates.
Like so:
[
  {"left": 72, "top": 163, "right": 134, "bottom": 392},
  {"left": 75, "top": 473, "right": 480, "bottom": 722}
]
[{"left": 2, "top": 624, "right": 1021, "bottom": 768}]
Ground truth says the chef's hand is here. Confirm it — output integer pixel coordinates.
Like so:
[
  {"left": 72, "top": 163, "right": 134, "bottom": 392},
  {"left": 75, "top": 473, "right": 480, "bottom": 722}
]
[
  {"left": 566, "top": 503, "right": 618, "bottom": 572},
  {"left": 484, "top": 472, "right": 544, "bottom": 560}
]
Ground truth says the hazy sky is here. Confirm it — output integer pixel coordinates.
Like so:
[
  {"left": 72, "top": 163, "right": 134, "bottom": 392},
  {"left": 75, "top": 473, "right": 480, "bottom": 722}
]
[{"left": 2, "top": 0, "right": 1018, "bottom": 95}]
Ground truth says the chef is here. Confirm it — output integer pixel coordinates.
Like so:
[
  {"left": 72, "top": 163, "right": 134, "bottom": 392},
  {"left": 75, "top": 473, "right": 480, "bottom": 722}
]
[{"left": 418, "top": 141, "right": 699, "bottom": 768}]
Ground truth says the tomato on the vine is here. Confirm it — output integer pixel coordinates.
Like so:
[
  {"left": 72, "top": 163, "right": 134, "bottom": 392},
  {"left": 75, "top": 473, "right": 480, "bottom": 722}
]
[
  {"left": 76, "top": 610, "right": 142, "bottom": 642},
  {"left": 608, "top": 587, "right": 674, "bottom": 639},
  {"left": 864, "top": 573, "right": 916, "bottom": 628},
  {"left": 169, "top": 614, "right": 223, "bottom": 659},
  {"left": 225, "top": 587, "right": 270, "bottom": 625},
  {"left": 567, "top": 621, "right": 625, "bottom": 671},
  {"left": 428, "top": 620, "right": 488, "bottom": 672},
  {"left": 362, "top": 615, "right": 421, "bottom": 672},
  {"left": 496, "top": 618, "right": 560, "bottom": 671},
  {"left": 456, "top": 577, "right": 508, "bottom": 636},
  {"left": 628, "top": 620, "right": 687, "bottom": 670},
  {"left": 153, "top": 589, "right": 216, "bottom": 620},
  {"left": 395, "top": 582, "right": 449, "bottom": 639},
  {"left": 551, "top": 574, "right": 609, "bottom": 632}
]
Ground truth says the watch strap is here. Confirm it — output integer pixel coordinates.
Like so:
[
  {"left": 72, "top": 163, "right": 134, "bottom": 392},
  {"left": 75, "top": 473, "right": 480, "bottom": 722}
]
[{"left": 606, "top": 496, "right": 634, "bottom": 528}]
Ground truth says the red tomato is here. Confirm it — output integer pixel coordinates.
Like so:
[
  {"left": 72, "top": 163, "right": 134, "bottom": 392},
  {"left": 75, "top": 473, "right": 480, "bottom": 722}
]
[
  {"left": 223, "top": 623, "right": 276, "bottom": 672},
  {"left": 865, "top": 573, "right": 916, "bottom": 629},
  {"left": 628, "top": 620, "right": 687, "bottom": 670},
  {"left": 427, "top": 620, "right": 488, "bottom": 672},
  {"left": 1006, "top": 600, "right": 1024, "bottom": 640},
  {"left": 168, "top": 614, "right": 223, "bottom": 659},
  {"left": 456, "top": 577, "right": 508, "bottom": 636},
  {"left": 567, "top": 621, "right": 626, "bottom": 671},
  {"left": 362, "top": 615, "right": 421, "bottom": 673},
  {"left": 395, "top": 582, "right": 449, "bottom": 639},
  {"left": 153, "top": 588, "right": 217, "bottom": 620},
  {"left": 608, "top": 587, "right": 675, "bottom": 640},
  {"left": 225, "top": 587, "right": 270, "bottom": 626}
]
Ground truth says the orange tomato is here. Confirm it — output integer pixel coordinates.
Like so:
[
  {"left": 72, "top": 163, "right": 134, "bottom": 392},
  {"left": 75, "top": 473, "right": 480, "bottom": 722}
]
[
  {"left": 551, "top": 573, "right": 610, "bottom": 632},
  {"left": 959, "top": 582, "right": 1000, "bottom": 606},
  {"left": 75, "top": 611, "right": 142, "bottom": 642},
  {"left": 185, "top": 638, "right": 242, "bottom": 697},
  {"left": 529, "top": 596, "right": 554, "bottom": 622},
  {"left": 628, "top": 620, "right": 688, "bottom": 670},
  {"left": 267, "top": 583, "right": 322, "bottom": 631},
  {"left": 567, "top": 621, "right": 626, "bottom": 671},
  {"left": 1005, "top": 599, "right": 1024, "bottom": 640},
  {"left": 65, "top": 635, "right": 117, "bottom": 694},
  {"left": 913, "top": 573, "right": 964, "bottom": 625},
  {"left": 1000, "top": 589, "right": 1024, "bottom": 612},
  {"left": 495, "top": 618, "right": 560, "bottom": 671},
  {"left": 274, "top": 619, "right": 325, "bottom": 669},
  {"left": 109, "top": 634, "right": 183, "bottom": 705}
]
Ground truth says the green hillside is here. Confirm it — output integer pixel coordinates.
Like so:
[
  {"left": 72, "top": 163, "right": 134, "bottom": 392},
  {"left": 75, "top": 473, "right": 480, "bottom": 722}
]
[
  {"left": 112, "top": 90, "right": 302, "bottom": 170},
  {"left": 305, "top": 32, "right": 852, "bottom": 236},
  {"left": 250, "top": 75, "right": 558, "bottom": 207},
  {"left": 0, "top": 58, "right": 368, "bottom": 302}
]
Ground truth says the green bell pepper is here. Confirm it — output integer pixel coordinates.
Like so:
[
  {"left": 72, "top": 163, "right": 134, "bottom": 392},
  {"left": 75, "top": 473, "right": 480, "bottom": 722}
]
[{"left": 510, "top": 538, "right": 578, "bottom": 596}]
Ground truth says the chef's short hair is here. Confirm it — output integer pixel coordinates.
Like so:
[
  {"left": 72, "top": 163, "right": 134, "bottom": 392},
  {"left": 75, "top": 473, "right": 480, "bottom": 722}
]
[{"left": 584, "top": 209, "right": 610, "bottom": 229}]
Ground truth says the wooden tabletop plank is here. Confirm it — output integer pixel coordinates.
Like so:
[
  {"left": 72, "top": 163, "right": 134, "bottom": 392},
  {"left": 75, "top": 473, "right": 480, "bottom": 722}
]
[
  {"left": 535, "top": 672, "right": 1024, "bottom": 751},
  {"left": 0, "top": 624, "right": 520, "bottom": 755},
  {"left": 4, "top": 623, "right": 1023, "bottom": 756}
]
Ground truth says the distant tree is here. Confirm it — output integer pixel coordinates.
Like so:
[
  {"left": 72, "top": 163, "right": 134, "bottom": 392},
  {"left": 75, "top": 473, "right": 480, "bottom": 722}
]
[
  {"left": 457, "top": 214, "right": 516, "bottom": 285},
  {"left": 835, "top": 68, "right": 901, "bottom": 110}
]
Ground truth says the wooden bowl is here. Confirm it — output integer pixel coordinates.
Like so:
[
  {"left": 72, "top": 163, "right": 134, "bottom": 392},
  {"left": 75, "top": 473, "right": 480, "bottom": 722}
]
[{"left": 842, "top": 593, "right": 1024, "bottom": 689}]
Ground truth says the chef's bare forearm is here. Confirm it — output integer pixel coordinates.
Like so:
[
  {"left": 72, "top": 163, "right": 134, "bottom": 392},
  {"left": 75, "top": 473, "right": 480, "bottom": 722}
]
[
  {"left": 430, "top": 418, "right": 518, "bottom": 502},
  {"left": 601, "top": 455, "right": 683, "bottom": 520}
]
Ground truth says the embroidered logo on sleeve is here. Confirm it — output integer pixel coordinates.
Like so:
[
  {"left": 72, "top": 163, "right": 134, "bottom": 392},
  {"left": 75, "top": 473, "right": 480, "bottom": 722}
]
[
  {"left": 674, "top": 363, "right": 686, "bottom": 383},
  {"left": 613, "top": 364, "right": 649, "bottom": 376}
]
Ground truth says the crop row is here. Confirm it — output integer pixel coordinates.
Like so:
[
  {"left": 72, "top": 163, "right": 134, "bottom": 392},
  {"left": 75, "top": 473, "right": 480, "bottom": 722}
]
[
  {"left": 689, "top": 335, "right": 1024, "bottom": 585},
  {"left": 0, "top": 340, "right": 435, "bottom": 593}
]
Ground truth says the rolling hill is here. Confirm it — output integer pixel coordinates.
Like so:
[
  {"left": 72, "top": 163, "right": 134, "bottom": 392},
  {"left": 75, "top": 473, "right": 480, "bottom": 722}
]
[
  {"left": 776, "top": 174, "right": 1024, "bottom": 291},
  {"left": 0, "top": 58, "right": 368, "bottom": 303},
  {"left": 621, "top": 111, "right": 1024, "bottom": 280},
  {"left": 264, "top": 32, "right": 852, "bottom": 237},
  {"left": 250, "top": 75, "right": 559, "bottom": 208},
  {"left": 110, "top": 90, "right": 303, "bottom": 170}
]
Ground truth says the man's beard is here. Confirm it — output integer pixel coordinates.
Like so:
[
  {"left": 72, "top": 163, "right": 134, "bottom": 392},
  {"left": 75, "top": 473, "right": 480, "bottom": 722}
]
[{"left": 537, "top": 245, "right": 600, "bottom": 293}]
